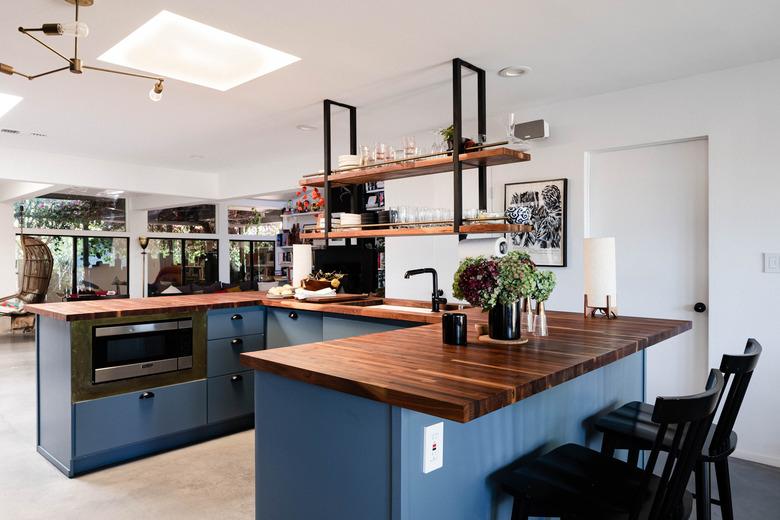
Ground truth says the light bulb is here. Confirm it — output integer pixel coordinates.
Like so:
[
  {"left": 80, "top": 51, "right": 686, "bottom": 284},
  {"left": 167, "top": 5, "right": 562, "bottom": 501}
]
[
  {"left": 58, "top": 21, "right": 89, "bottom": 38},
  {"left": 149, "top": 82, "right": 164, "bottom": 102}
]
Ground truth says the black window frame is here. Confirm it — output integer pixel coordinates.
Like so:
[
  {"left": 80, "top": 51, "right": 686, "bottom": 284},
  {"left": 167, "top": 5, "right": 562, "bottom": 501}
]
[
  {"left": 16, "top": 233, "right": 131, "bottom": 300},
  {"left": 147, "top": 238, "right": 220, "bottom": 296},
  {"left": 228, "top": 239, "right": 276, "bottom": 285}
]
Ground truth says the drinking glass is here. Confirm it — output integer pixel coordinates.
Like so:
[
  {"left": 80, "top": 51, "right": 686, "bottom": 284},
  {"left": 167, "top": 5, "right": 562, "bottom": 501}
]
[
  {"left": 403, "top": 136, "right": 416, "bottom": 157},
  {"left": 375, "top": 142, "right": 386, "bottom": 162},
  {"left": 360, "top": 145, "right": 371, "bottom": 166},
  {"left": 398, "top": 206, "right": 409, "bottom": 224},
  {"left": 387, "top": 146, "right": 396, "bottom": 161}
]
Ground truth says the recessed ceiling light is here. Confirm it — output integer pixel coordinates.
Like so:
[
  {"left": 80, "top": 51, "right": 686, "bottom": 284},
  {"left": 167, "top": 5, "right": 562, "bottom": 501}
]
[
  {"left": 189, "top": 154, "right": 205, "bottom": 160},
  {"left": 296, "top": 124, "right": 317, "bottom": 131},
  {"left": 98, "top": 10, "right": 300, "bottom": 92},
  {"left": 498, "top": 66, "right": 532, "bottom": 78},
  {"left": 0, "top": 93, "right": 22, "bottom": 119}
]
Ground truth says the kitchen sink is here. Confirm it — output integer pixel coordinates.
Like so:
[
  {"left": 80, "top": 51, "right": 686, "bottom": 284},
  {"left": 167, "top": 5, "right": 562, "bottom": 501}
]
[{"left": 337, "top": 300, "right": 466, "bottom": 313}]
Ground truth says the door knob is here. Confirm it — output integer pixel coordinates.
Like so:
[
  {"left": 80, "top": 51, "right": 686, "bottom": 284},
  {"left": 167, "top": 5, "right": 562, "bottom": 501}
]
[
  {"left": 694, "top": 302, "right": 707, "bottom": 313},
  {"left": 231, "top": 314, "right": 243, "bottom": 321},
  {"left": 288, "top": 311, "right": 298, "bottom": 320},
  {"left": 139, "top": 391, "right": 155, "bottom": 400}
]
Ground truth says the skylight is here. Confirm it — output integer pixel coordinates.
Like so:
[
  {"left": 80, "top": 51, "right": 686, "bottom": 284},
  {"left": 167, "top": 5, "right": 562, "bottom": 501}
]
[
  {"left": 98, "top": 11, "right": 300, "bottom": 92},
  {"left": 0, "top": 93, "right": 22, "bottom": 119}
]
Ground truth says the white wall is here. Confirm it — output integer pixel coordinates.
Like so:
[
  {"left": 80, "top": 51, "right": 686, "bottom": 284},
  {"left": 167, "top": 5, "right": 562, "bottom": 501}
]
[
  {"left": 0, "top": 203, "right": 16, "bottom": 299},
  {"left": 385, "top": 58, "right": 780, "bottom": 466}
]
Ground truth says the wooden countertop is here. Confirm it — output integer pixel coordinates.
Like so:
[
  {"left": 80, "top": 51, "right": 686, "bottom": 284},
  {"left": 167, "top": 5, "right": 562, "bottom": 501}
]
[
  {"left": 241, "top": 310, "right": 691, "bottom": 423},
  {"left": 25, "top": 292, "right": 451, "bottom": 324}
]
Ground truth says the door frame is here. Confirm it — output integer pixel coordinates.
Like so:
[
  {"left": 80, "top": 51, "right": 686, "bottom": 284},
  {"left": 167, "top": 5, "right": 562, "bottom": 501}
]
[{"left": 583, "top": 136, "right": 710, "bottom": 403}]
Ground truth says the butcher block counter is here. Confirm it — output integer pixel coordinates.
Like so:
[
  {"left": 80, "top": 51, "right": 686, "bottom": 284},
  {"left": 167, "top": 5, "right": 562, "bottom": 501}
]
[{"left": 240, "top": 309, "right": 689, "bottom": 422}]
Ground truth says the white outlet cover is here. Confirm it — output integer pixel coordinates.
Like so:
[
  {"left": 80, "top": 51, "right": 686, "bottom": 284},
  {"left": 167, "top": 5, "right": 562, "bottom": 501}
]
[
  {"left": 423, "top": 422, "right": 444, "bottom": 474},
  {"left": 764, "top": 253, "right": 780, "bottom": 273}
]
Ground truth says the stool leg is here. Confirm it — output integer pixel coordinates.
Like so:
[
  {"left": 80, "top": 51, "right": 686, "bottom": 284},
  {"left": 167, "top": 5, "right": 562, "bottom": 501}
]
[
  {"left": 695, "top": 460, "right": 712, "bottom": 520},
  {"left": 627, "top": 447, "right": 640, "bottom": 467},
  {"left": 714, "top": 459, "right": 734, "bottom": 520},
  {"left": 510, "top": 498, "right": 529, "bottom": 520},
  {"left": 601, "top": 433, "right": 616, "bottom": 457}
]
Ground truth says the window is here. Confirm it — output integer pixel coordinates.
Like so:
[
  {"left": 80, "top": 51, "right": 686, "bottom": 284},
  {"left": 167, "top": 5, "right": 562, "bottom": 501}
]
[
  {"left": 228, "top": 207, "right": 282, "bottom": 236},
  {"left": 14, "top": 194, "right": 126, "bottom": 231},
  {"left": 147, "top": 239, "right": 219, "bottom": 296},
  {"left": 148, "top": 204, "right": 216, "bottom": 234},
  {"left": 16, "top": 235, "right": 129, "bottom": 302},
  {"left": 229, "top": 240, "right": 275, "bottom": 284}
]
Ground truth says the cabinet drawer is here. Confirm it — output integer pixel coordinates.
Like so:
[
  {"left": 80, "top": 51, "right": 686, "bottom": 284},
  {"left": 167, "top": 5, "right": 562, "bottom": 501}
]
[
  {"left": 266, "top": 308, "right": 323, "bottom": 348},
  {"left": 208, "top": 307, "right": 264, "bottom": 340},
  {"left": 208, "top": 371, "right": 254, "bottom": 424},
  {"left": 74, "top": 380, "right": 207, "bottom": 457},
  {"left": 207, "top": 334, "right": 265, "bottom": 377}
]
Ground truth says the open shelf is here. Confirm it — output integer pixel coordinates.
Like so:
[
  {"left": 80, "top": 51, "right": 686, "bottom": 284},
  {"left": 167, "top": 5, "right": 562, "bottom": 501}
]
[
  {"left": 300, "top": 147, "right": 530, "bottom": 187},
  {"left": 299, "top": 223, "right": 531, "bottom": 240}
]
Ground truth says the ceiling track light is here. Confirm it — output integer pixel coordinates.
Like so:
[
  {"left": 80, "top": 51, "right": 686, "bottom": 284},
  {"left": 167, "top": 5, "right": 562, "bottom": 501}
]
[{"left": 0, "top": 0, "right": 165, "bottom": 101}]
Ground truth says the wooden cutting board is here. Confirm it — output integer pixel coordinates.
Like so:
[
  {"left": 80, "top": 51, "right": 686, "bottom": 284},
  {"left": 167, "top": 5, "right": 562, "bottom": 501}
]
[{"left": 301, "top": 293, "right": 371, "bottom": 304}]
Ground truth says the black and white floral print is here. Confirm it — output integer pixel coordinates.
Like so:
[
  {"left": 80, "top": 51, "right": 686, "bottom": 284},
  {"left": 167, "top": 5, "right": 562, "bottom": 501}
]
[{"left": 504, "top": 179, "right": 567, "bottom": 267}]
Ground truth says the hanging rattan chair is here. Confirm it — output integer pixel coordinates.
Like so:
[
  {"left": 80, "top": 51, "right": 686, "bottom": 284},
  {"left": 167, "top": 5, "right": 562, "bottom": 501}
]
[{"left": 0, "top": 235, "right": 54, "bottom": 333}]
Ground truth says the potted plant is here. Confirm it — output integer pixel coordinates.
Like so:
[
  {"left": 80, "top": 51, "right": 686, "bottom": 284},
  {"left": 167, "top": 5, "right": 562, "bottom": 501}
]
[
  {"left": 453, "top": 251, "right": 537, "bottom": 340},
  {"left": 440, "top": 124, "right": 477, "bottom": 153},
  {"left": 531, "top": 270, "right": 557, "bottom": 336}
]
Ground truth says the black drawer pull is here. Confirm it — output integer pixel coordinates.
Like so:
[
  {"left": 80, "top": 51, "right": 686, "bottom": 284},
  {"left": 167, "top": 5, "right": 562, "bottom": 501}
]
[
  {"left": 231, "top": 314, "right": 243, "bottom": 321},
  {"left": 231, "top": 338, "right": 244, "bottom": 347},
  {"left": 139, "top": 391, "right": 155, "bottom": 400},
  {"left": 288, "top": 311, "right": 298, "bottom": 320},
  {"left": 231, "top": 375, "right": 243, "bottom": 383}
]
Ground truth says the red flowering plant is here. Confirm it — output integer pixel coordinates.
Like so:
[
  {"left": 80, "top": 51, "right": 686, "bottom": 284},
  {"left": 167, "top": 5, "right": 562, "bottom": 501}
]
[
  {"left": 293, "top": 187, "right": 323, "bottom": 213},
  {"left": 452, "top": 251, "right": 537, "bottom": 310}
]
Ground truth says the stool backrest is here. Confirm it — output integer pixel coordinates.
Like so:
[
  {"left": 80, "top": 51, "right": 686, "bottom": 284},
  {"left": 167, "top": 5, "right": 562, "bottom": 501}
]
[
  {"left": 637, "top": 369, "right": 724, "bottom": 520},
  {"left": 709, "top": 338, "right": 762, "bottom": 455}
]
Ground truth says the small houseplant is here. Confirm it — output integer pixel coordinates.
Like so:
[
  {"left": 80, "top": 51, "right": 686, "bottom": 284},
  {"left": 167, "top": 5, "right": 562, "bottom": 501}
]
[
  {"left": 453, "top": 251, "right": 537, "bottom": 340},
  {"left": 440, "top": 125, "right": 476, "bottom": 152}
]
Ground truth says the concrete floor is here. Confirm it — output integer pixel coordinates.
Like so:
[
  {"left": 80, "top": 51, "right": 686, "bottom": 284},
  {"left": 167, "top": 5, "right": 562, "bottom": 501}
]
[
  {"left": 1, "top": 321, "right": 778, "bottom": 519},
  {"left": 0, "top": 322, "right": 254, "bottom": 520}
]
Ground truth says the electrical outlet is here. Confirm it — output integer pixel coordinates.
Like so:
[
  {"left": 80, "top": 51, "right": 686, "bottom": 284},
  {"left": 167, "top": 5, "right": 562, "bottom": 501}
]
[
  {"left": 764, "top": 253, "right": 780, "bottom": 273},
  {"left": 423, "top": 422, "right": 444, "bottom": 474}
]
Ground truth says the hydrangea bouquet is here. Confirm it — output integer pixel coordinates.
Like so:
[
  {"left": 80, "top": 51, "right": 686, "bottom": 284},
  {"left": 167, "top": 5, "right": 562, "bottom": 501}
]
[{"left": 452, "top": 251, "right": 537, "bottom": 311}]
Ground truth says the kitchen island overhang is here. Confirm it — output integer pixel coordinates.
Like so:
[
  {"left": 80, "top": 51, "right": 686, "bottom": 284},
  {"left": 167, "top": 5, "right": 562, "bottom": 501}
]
[{"left": 241, "top": 310, "right": 691, "bottom": 520}]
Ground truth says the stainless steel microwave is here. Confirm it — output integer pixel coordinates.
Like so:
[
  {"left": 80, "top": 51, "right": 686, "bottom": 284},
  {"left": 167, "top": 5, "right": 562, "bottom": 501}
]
[{"left": 91, "top": 319, "right": 194, "bottom": 384}]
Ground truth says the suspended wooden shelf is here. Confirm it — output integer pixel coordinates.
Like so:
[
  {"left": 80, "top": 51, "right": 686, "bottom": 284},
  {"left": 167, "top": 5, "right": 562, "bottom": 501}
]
[
  {"left": 300, "top": 147, "right": 530, "bottom": 187},
  {"left": 300, "top": 223, "right": 531, "bottom": 240}
]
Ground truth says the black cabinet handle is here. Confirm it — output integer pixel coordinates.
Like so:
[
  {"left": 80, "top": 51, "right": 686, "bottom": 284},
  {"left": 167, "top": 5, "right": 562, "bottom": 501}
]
[
  {"left": 231, "top": 314, "right": 243, "bottom": 321},
  {"left": 231, "top": 375, "right": 243, "bottom": 383},
  {"left": 231, "top": 338, "right": 243, "bottom": 347},
  {"left": 694, "top": 302, "right": 707, "bottom": 313},
  {"left": 139, "top": 391, "right": 155, "bottom": 400},
  {"left": 288, "top": 312, "right": 298, "bottom": 320}
]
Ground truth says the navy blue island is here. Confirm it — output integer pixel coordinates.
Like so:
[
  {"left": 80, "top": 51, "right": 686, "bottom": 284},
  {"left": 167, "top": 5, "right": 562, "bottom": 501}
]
[{"left": 241, "top": 307, "right": 690, "bottom": 520}]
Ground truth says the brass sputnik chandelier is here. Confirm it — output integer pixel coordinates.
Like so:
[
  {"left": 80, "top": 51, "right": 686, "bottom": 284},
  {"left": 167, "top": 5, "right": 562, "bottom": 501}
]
[{"left": 0, "top": 0, "right": 166, "bottom": 101}]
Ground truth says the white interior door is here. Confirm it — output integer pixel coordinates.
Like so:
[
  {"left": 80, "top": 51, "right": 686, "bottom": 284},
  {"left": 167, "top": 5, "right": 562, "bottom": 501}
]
[{"left": 588, "top": 139, "right": 708, "bottom": 401}]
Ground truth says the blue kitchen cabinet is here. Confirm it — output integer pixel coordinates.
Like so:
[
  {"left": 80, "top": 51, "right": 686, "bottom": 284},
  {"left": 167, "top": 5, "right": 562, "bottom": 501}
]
[
  {"left": 207, "top": 334, "right": 265, "bottom": 377},
  {"left": 74, "top": 380, "right": 207, "bottom": 457},
  {"left": 266, "top": 307, "right": 323, "bottom": 348},
  {"left": 206, "top": 306, "right": 265, "bottom": 424},
  {"left": 207, "top": 371, "right": 254, "bottom": 423},
  {"left": 207, "top": 307, "right": 265, "bottom": 340},
  {"left": 322, "top": 314, "right": 418, "bottom": 341}
]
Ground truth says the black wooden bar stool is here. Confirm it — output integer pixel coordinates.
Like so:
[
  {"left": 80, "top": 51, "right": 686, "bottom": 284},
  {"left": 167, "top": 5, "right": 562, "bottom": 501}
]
[
  {"left": 596, "top": 339, "right": 762, "bottom": 520},
  {"left": 498, "top": 369, "right": 724, "bottom": 520}
]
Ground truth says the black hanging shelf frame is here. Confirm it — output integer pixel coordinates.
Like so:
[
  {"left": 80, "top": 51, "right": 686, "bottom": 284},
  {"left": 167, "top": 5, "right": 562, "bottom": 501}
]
[{"left": 315, "top": 57, "right": 524, "bottom": 243}]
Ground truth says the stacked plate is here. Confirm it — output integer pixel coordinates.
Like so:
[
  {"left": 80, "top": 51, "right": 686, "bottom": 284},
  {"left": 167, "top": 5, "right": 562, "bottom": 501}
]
[
  {"left": 340, "top": 213, "right": 362, "bottom": 229},
  {"left": 338, "top": 155, "right": 360, "bottom": 169}
]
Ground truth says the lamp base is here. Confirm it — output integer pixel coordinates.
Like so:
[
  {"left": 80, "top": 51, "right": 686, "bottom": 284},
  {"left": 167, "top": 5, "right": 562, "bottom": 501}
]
[
  {"left": 584, "top": 294, "right": 618, "bottom": 319},
  {"left": 65, "top": 0, "right": 95, "bottom": 7}
]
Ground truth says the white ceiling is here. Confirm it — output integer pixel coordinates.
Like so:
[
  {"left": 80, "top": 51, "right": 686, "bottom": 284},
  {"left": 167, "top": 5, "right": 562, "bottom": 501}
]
[{"left": 1, "top": 0, "right": 780, "bottom": 185}]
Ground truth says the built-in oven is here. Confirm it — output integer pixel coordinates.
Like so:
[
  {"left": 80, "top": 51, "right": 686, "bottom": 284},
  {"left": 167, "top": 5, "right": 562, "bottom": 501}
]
[{"left": 91, "top": 319, "right": 194, "bottom": 384}]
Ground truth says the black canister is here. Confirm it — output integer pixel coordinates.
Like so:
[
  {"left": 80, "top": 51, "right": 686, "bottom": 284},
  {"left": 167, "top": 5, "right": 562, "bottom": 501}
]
[{"left": 442, "top": 312, "right": 468, "bottom": 346}]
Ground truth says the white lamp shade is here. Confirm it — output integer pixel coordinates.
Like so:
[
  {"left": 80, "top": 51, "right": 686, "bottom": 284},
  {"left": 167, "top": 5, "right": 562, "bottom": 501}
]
[
  {"left": 584, "top": 237, "right": 617, "bottom": 308},
  {"left": 292, "top": 244, "right": 313, "bottom": 288}
]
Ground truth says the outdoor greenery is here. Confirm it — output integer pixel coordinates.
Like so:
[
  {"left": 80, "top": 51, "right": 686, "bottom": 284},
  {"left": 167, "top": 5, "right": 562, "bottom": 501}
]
[{"left": 14, "top": 195, "right": 126, "bottom": 232}]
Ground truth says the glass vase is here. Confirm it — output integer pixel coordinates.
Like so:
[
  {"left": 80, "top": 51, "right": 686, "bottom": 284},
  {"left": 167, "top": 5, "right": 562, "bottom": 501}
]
[{"left": 533, "top": 300, "right": 549, "bottom": 336}]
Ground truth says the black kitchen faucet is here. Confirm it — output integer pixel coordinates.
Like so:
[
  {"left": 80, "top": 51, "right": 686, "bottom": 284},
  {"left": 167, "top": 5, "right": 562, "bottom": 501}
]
[{"left": 404, "top": 268, "right": 448, "bottom": 312}]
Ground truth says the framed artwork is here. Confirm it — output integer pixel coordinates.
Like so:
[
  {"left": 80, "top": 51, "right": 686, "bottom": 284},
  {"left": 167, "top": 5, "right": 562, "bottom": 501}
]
[{"left": 504, "top": 178, "right": 567, "bottom": 267}]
